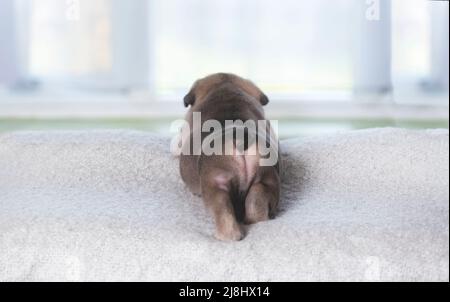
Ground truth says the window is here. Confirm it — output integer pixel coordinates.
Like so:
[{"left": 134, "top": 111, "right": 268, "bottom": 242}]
[
  {"left": 2, "top": 0, "right": 449, "bottom": 103},
  {"left": 391, "top": 0, "right": 449, "bottom": 100},
  {"left": 29, "top": 0, "right": 113, "bottom": 77},
  {"left": 17, "top": 0, "right": 150, "bottom": 91},
  {"left": 154, "top": 0, "right": 355, "bottom": 97}
]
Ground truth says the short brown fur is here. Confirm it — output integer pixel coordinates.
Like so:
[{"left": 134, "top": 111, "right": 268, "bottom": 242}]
[{"left": 180, "top": 73, "right": 280, "bottom": 241}]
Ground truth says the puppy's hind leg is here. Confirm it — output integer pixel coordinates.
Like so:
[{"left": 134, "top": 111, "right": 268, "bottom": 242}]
[
  {"left": 180, "top": 154, "right": 202, "bottom": 196},
  {"left": 245, "top": 168, "right": 280, "bottom": 224},
  {"left": 201, "top": 171, "right": 244, "bottom": 241}
]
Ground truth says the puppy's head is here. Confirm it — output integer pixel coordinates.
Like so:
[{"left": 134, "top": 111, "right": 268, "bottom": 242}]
[{"left": 183, "top": 73, "right": 269, "bottom": 108}]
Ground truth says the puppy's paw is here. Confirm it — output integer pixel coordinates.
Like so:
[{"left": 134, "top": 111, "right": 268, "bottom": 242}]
[
  {"left": 268, "top": 206, "right": 278, "bottom": 220},
  {"left": 215, "top": 223, "right": 244, "bottom": 241}
]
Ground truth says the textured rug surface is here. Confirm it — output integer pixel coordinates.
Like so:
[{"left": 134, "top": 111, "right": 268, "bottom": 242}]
[{"left": 0, "top": 128, "right": 448, "bottom": 281}]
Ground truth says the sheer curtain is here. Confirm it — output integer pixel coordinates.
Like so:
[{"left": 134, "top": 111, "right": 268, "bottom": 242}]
[
  {"left": 29, "top": 0, "right": 112, "bottom": 77},
  {"left": 0, "top": 0, "right": 19, "bottom": 85},
  {"left": 154, "top": 0, "right": 356, "bottom": 97},
  {"left": 3, "top": 0, "right": 448, "bottom": 102}
]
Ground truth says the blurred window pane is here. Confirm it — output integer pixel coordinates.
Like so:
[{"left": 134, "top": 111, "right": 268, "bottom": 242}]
[
  {"left": 153, "top": 0, "right": 355, "bottom": 96},
  {"left": 392, "top": 0, "right": 431, "bottom": 81},
  {"left": 29, "top": 0, "right": 112, "bottom": 77},
  {"left": 20, "top": 0, "right": 446, "bottom": 100}
]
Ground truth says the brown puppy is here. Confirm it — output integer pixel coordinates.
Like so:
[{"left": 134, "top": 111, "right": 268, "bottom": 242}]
[{"left": 179, "top": 73, "right": 280, "bottom": 241}]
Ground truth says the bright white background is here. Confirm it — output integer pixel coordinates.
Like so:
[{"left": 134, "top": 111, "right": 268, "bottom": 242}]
[{"left": 0, "top": 0, "right": 448, "bottom": 121}]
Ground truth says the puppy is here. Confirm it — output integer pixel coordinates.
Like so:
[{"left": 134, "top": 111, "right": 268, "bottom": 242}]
[{"left": 179, "top": 73, "right": 280, "bottom": 241}]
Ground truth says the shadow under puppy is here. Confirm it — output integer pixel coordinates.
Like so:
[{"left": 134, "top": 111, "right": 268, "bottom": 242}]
[{"left": 179, "top": 73, "right": 280, "bottom": 241}]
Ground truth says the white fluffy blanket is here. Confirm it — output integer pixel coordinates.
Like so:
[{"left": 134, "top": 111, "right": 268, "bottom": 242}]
[{"left": 0, "top": 128, "right": 448, "bottom": 281}]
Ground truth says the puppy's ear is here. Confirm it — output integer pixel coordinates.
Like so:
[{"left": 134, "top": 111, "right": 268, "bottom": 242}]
[
  {"left": 184, "top": 91, "right": 195, "bottom": 108},
  {"left": 260, "top": 93, "right": 269, "bottom": 106}
]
